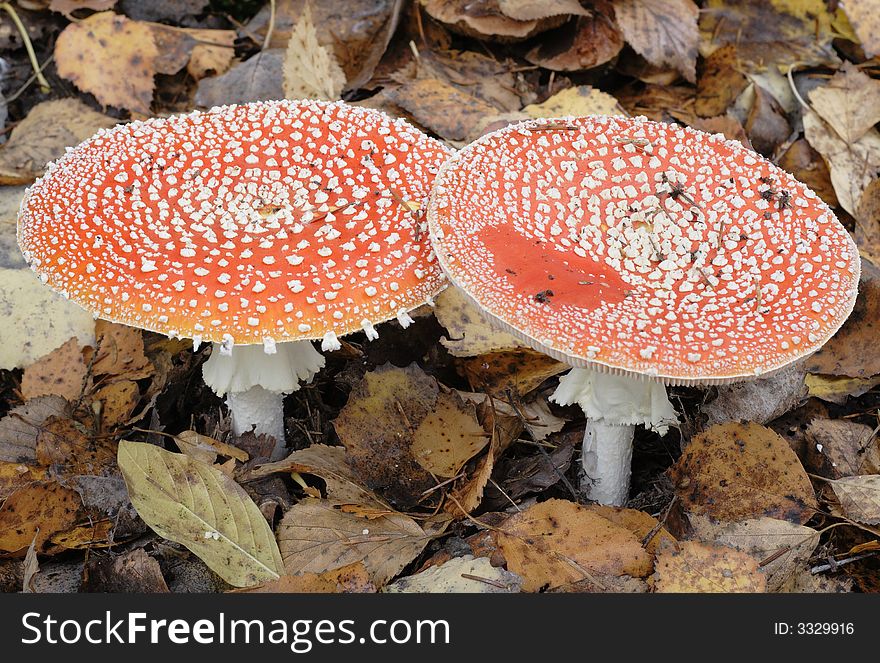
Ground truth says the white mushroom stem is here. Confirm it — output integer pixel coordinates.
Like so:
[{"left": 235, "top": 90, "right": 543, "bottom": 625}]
[
  {"left": 201, "top": 340, "right": 326, "bottom": 459},
  {"left": 550, "top": 367, "right": 678, "bottom": 506}
]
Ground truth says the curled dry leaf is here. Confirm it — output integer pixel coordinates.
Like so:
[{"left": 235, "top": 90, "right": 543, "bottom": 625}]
[
  {"left": 493, "top": 499, "right": 653, "bottom": 592},
  {"left": 277, "top": 498, "right": 429, "bottom": 587},
  {"left": 238, "top": 562, "right": 376, "bottom": 593},
  {"left": 21, "top": 338, "right": 88, "bottom": 402},
  {"left": 669, "top": 422, "right": 818, "bottom": 524},
  {"left": 651, "top": 540, "right": 767, "bottom": 593},
  {"left": 829, "top": 475, "right": 880, "bottom": 525},
  {"left": 803, "top": 109, "right": 880, "bottom": 219},
  {"left": 420, "top": 0, "right": 569, "bottom": 41},
  {"left": 389, "top": 79, "right": 497, "bottom": 143},
  {"left": 805, "top": 419, "right": 880, "bottom": 479},
  {"left": 613, "top": 0, "right": 699, "bottom": 83},
  {"left": 809, "top": 63, "right": 880, "bottom": 146},
  {"left": 805, "top": 262, "right": 880, "bottom": 379},
  {"left": 434, "top": 285, "right": 521, "bottom": 357},
  {"left": 499, "top": 436, "right": 575, "bottom": 500},
  {"left": 282, "top": 3, "right": 347, "bottom": 101},
  {"left": 743, "top": 84, "right": 790, "bottom": 156},
  {"left": 526, "top": 2, "right": 623, "bottom": 72},
  {"left": 0, "top": 395, "right": 67, "bottom": 463},
  {"left": 524, "top": 85, "right": 627, "bottom": 118},
  {"left": 385, "top": 555, "right": 522, "bottom": 593},
  {"left": 0, "top": 269, "right": 96, "bottom": 371},
  {"left": 117, "top": 441, "right": 284, "bottom": 588},
  {"left": 0, "top": 99, "right": 117, "bottom": 185}
]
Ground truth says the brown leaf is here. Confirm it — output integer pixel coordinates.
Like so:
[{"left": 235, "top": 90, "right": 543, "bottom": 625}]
[
  {"left": 744, "top": 85, "right": 790, "bottom": 156},
  {"left": 35, "top": 416, "right": 116, "bottom": 476},
  {"left": 500, "top": 437, "right": 575, "bottom": 500},
  {"left": 526, "top": 3, "right": 623, "bottom": 72},
  {"left": 651, "top": 540, "right": 767, "bottom": 592},
  {"left": 493, "top": 499, "right": 653, "bottom": 592},
  {"left": 93, "top": 380, "right": 140, "bottom": 430},
  {"left": 587, "top": 505, "right": 676, "bottom": 556},
  {"left": 54, "top": 12, "right": 160, "bottom": 114},
  {"left": 777, "top": 139, "right": 838, "bottom": 208},
  {"left": 48, "top": 0, "right": 116, "bottom": 18},
  {"left": 687, "top": 113, "right": 751, "bottom": 149},
  {"left": 386, "top": 555, "right": 522, "bottom": 593},
  {"left": 195, "top": 50, "right": 285, "bottom": 108},
  {"left": 856, "top": 178, "right": 880, "bottom": 267},
  {"left": 497, "top": 0, "right": 588, "bottom": 20},
  {"left": 805, "top": 419, "right": 880, "bottom": 479},
  {"left": 238, "top": 562, "right": 377, "bottom": 593},
  {"left": 421, "top": 0, "right": 567, "bottom": 40},
  {"left": 411, "top": 392, "right": 488, "bottom": 478},
  {"left": 277, "top": 498, "right": 429, "bottom": 587},
  {"left": 0, "top": 99, "right": 117, "bottom": 184},
  {"left": 0, "top": 482, "right": 84, "bottom": 554},
  {"left": 82, "top": 548, "right": 170, "bottom": 592},
  {"left": 669, "top": 422, "right": 818, "bottom": 524},
  {"left": 434, "top": 285, "right": 521, "bottom": 357},
  {"left": 21, "top": 338, "right": 87, "bottom": 402},
  {"left": 614, "top": 0, "right": 699, "bottom": 82},
  {"left": 805, "top": 261, "right": 880, "bottom": 378},
  {"left": 334, "top": 364, "right": 438, "bottom": 507},
  {"left": 0, "top": 395, "right": 68, "bottom": 464},
  {"left": 0, "top": 462, "right": 49, "bottom": 500},
  {"left": 459, "top": 348, "right": 567, "bottom": 396},
  {"left": 695, "top": 45, "right": 748, "bottom": 118},
  {"left": 829, "top": 475, "right": 880, "bottom": 525},
  {"left": 92, "top": 321, "right": 153, "bottom": 380},
  {"left": 809, "top": 62, "right": 880, "bottom": 145},
  {"left": 390, "top": 78, "right": 497, "bottom": 143}
]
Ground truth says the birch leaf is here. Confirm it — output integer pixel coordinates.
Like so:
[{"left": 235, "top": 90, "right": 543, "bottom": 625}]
[
  {"left": 282, "top": 3, "right": 346, "bottom": 100},
  {"left": 613, "top": 0, "right": 699, "bottom": 82},
  {"left": 830, "top": 475, "right": 880, "bottom": 525},
  {"left": 117, "top": 440, "right": 283, "bottom": 588}
]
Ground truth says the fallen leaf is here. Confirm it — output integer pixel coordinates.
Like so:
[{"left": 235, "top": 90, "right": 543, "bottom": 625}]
[
  {"left": 35, "top": 415, "right": 116, "bottom": 476},
  {"left": 277, "top": 498, "right": 429, "bottom": 587},
  {"left": 333, "top": 364, "right": 440, "bottom": 507},
  {"left": 614, "top": 0, "right": 699, "bottom": 82},
  {"left": 411, "top": 392, "right": 488, "bottom": 478},
  {"left": 0, "top": 99, "right": 117, "bottom": 184},
  {"left": 434, "top": 285, "right": 521, "bottom": 357},
  {"left": 385, "top": 555, "right": 522, "bottom": 593},
  {"left": 0, "top": 186, "right": 27, "bottom": 268},
  {"left": 493, "top": 499, "right": 653, "bottom": 592},
  {"left": 282, "top": 2, "right": 346, "bottom": 100},
  {"left": 92, "top": 321, "right": 153, "bottom": 380},
  {"left": 616, "top": 83, "right": 695, "bottom": 124},
  {"left": 810, "top": 62, "right": 880, "bottom": 145},
  {"left": 695, "top": 45, "right": 748, "bottom": 117},
  {"left": 117, "top": 440, "right": 284, "bottom": 588},
  {"left": 689, "top": 516, "right": 818, "bottom": 591},
  {"left": 524, "top": 85, "right": 627, "bottom": 118},
  {"left": 175, "top": 430, "right": 248, "bottom": 464},
  {"left": 587, "top": 505, "right": 676, "bottom": 556},
  {"left": 390, "top": 78, "right": 497, "bottom": 143},
  {"left": 777, "top": 139, "right": 838, "bottom": 208},
  {"left": 687, "top": 113, "right": 751, "bottom": 148},
  {"left": 82, "top": 548, "right": 170, "bottom": 592},
  {"left": 805, "top": 374, "right": 880, "bottom": 404},
  {"left": 238, "top": 562, "right": 376, "bottom": 593},
  {"left": 702, "top": 363, "right": 807, "bottom": 427},
  {"left": 0, "top": 395, "right": 67, "bottom": 463},
  {"left": 21, "top": 338, "right": 87, "bottom": 402},
  {"left": 119, "top": 0, "right": 210, "bottom": 23},
  {"left": 500, "top": 437, "right": 575, "bottom": 500},
  {"left": 0, "top": 482, "right": 84, "bottom": 554},
  {"left": 805, "top": 419, "right": 880, "bottom": 479},
  {"left": 48, "top": 0, "right": 116, "bottom": 18},
  {"left": 840, "top": 0, "right": 880, "bottom": 58},
  {"left": 856, "top": 178, "right": 880, "bottom": 266},
  {"left": 526, "top": 1, "right": 622, "bottom": 71},
  {"left": 420, "top": 0, "right": 567, "bottom": 40},
  {"left": 54, "top": 12, "right": 160, "bottom": 114},
  {"left": 829, "top": 475, "right": 880, "bottom": 525},
  {"left": 805, "top": 261, "right": 880, "bottom": 378},
  {"left": 803, "top": 109, "right": 880, "bottom": 219},
  {"left": 93, "top": 380, "right": 140, "bottom": 430},
  {"left": 651, "top": 540, "right": 767, "bottom": 592},
  {"left": 195, "top": 50, "right": 286, "bottom": 108},
  {"left": 669, "top": 422, "right": 818, "bottom": 524},
  {"left": 459, "top": 348, "right": 567, "bottom": 396},
  {"left": 743, "top": 84, "right": 790, "bottom": 156},
  {"left": 497, "top": 0, "right": 587, "bottom": 20},
  {"left": 699, "top": 0, "right": 841, "bottom": 70},
  {"left": 0, "top": 462, "right": 49, "bottom": 500}
]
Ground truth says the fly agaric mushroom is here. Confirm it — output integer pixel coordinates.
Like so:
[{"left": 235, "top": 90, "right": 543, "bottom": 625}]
[
  {"left": 428, "top": 115, "right": 860, "bottom": 505},
  {"left": 18, "top": 99, "right": 452, "bottom": 458}
]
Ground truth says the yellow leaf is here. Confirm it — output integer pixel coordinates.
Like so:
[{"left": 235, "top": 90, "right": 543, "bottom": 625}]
[
  {"left": 806, "top": 374, "right": 880, "bottom": 404},
  {"left": 652, "top": 540, "right": 767, "bottom": 592},
  {"left": 435, "top": 286, "right": 521, "bottom": 357},
  {"left": 117, "top": 440, "right": 283, "bottom": 587},
  {"left": 524, "top": 85, "right": 627, "bottom": 118},
  {"left": 410, "top": 392, "right": 488, "bottom": 478},
  {"left": 282, "top": 2, "right": 346, "bottom": 100},
  {"left": 809, "top": 62, "right": 880, "bottom": 145}
]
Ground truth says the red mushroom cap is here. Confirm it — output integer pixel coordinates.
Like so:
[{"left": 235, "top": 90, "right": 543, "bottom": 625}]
[
  {"left": 18, "top": 100, "right": 452, "bottom": 347},
  {"left": 427, "top": 115, "right": 861, "bottom": 385}
]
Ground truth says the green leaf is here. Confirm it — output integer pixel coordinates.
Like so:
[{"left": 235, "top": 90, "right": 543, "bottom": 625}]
[{"left": 118, "top": 440, "right": 283, "bottom": 587}]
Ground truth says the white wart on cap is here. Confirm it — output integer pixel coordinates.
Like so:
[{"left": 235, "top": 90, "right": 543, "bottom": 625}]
[{"left": 428, "top": 115, "right": 861, "bottom": 385}]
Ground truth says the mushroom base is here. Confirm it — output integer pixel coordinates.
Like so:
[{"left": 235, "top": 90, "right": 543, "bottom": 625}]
[
  {"left": 581, "top": 421, "right": 635, "bottom": 506},
  {"left": 202, "top": 340, "right": 326, "bottom": 459}
]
